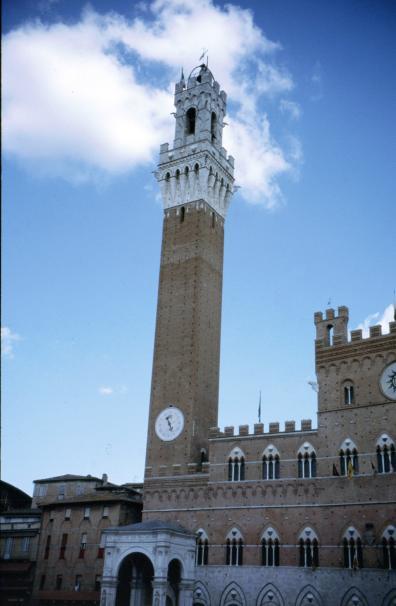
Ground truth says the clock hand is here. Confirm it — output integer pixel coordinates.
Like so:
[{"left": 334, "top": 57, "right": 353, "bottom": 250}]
[{"left": 166, "top": 415, "right": 173, "bottom": 431}]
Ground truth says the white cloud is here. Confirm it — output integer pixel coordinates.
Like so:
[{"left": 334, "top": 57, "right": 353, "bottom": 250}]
[
  {"left": 356, "top": 304, "right": 395, "bottom": 337},
  {"left": 99, "top": 386, "right": 114, "bottom": 396},
  {"left": 1, "top": 327, "right": 21, "bottom": 358},
  {"left": 279, "top": 99, "right": 301, "bottom": 120},
  {"left": 3, "top": 0, "right": 301, "bottom": 208}
]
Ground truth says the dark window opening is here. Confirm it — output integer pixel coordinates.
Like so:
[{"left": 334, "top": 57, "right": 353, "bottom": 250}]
[
  {"left": 180, "top": 206, "right": 185, "bottom": 223},
  {"left": 383, "top": 537, "right": 396, "bottom": 570},
  {"left": 44, "top": 535, "right": 51, "bottom": 560},
  {"left": 39, "top": 575, "right": 46, "bottom": 590},
  {"left": 56, "top": 575, "right": 63, "bottom": 590},
  {"left": 327, "top": 324, "right": 334, "bottom": 346},
  {"left": 212, "top": 212, "right": 215, "bottom": 229},
  {"left": 59, "top": 533, "right": 67, "bottom": 559},
  {"left": 186, "top": 108, "right": 196, "bottom": 135},
  {"left": 196, "top": 538, "right": 209, "bottom": 566},
  {"left": 211, "top": 112, "right": 217, "bottom": 143}
]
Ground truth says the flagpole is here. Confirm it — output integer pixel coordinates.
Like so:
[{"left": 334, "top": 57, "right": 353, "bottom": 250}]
[{"left": 258, "top": 390, "right": 261, "bottom": 423}]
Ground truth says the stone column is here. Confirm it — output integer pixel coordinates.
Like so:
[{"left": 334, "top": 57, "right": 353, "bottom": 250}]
[
  {"left": 101, "top": 576, "right": 118, "bottom": 606},
  {"left": 178, "top": 579, "right": 194, "bottom": 606},
  {"left": 151, "top": 578, "right": 168, "bottom": 606}
]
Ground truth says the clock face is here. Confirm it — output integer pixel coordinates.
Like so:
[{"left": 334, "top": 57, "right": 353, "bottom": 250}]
[
  {"left": 155, "top": 406, "right": 184, "bottom": 442},
  {"left": 380, "top": 361, "right": 396, "bottom": 401}
]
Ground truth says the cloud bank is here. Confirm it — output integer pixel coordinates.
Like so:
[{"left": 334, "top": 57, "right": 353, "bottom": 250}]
[
  {"left": 1, "top": 327, "right": 21, "bottom": 358},
  {"left": 3, "top": 0, "right": 300, "bottom": 207}
]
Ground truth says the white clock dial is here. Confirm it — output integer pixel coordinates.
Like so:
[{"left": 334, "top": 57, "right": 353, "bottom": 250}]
[
  {"left": 155, "top": 406, "right": 184, "bottom": 442},
  {"left": 380, "top": 361, "right": 396, "bottom": 401}
]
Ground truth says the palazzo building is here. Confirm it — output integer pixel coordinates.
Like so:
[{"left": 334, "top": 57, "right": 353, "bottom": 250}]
[{"left": 100, "top": 65, "right": 396, "bottom": 606}]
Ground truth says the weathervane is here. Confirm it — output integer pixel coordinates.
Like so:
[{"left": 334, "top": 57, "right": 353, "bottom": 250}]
[{"left": 199, "top": 48, "right": 209, "bottom": 66}]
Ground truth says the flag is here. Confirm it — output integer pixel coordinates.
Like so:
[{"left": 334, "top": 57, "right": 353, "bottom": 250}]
[
  {"left": 258, "top": 391, "right": 261, "bottom": 423},
  {"left": 332, "top": 464, "right": 339, "bottom": 476},
  {"left": 347, "top": 460, "right": 354, "bottom": 479}
]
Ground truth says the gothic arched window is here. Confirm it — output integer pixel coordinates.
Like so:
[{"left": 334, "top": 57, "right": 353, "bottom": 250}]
[
  {"left": 261, "top": 527, "right": 280, "bottom": 566},
  {"left": 262, "top": 445, "right": 280, "bottom": 480},
  {"left": 297, "top": 443, "right": 317, "bottom": 478},
  {"left": 382, "top": 526, "right": 396, "bottom": 570},
  {"left": 195, "top": 529, "right": 209, "bottom": 566},
  {"left": 227, "top": 448, "right": 245, "bottom": 482},
  {"left": 376, "top": 434, "right": 395, "bottom": 473},
  {"left": 342, "top": 527, "right": 363, "bottom": 569},
  {"left": 339, "top": 439, "right": 359, "bottom": 476},
  {"left": 226, "top": 528, "right": 243, "bottom": 566},
  {"left": 186, "top": 107, "right": 196, "bottom": 135},
  {"left": 298, "top": 528, "right": 319, "bottom": 568},
  {"left": 211, "top": 112, "right": 217, "bottom": 142},
  {"left": 343, "top": 381, "right": 355, "bottom": 405}
]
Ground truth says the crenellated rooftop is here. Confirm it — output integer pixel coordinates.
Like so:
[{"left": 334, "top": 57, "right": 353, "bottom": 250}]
[{"left": 209, "top": 419, "right": 315, "bottom": 440}]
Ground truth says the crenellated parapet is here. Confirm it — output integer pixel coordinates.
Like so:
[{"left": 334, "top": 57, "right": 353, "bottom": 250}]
[
  {"left": 314, "top": 306, "right": 396, "bottom": 358},
  {"left": 156, "top": 64, "right": 235, "bottom": 218},
  {"left": 209, "top": 419, "right": 314, "bottom": 440}
]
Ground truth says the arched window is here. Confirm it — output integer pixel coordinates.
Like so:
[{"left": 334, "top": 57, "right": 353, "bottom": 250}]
[
  {"left": 186, "top": 107, "right": 196, "bottom": 135},
  {"left": 261, "top": 528, "right": 280, "bottom": 566},
  {"left": 165, "top": 172, "right": 170, "bottom": 182},
  {"left": 226, "top": 528, "right": 243, "bottom": 566},
  {"left": 262, "top": 445, "right": 280, "bottom": 480},
  {"left": 227, "top": 448, "right": 245, "bottom": 482},
  {"left": 194, "top": 163, "right": 199, "bottom": 174},
  {"left": 327, "top": 324, "right": 334, "bottom": 346},
  {"left": 376, "top": 434, "right": 396, "bottom": 473},
  {"left": 195, "top": 529, "right": 209, "bottom": 566},
  {"left": 382, "top": 526, "right": 396, "bottom": 570},
  {"left": 180, "top": 206, "right": 185, "bottom": 223},
  {"left": 339, "top": 439, "right": 359, "bottom": 476},
  {"left": 211, "top": 112, "right": 217, "bottom": 143},
  {"left": 297, "top": 443, "right": 316, "bottom": 478},
  {"left": 342, "top": 527, "right": 363, "bottom": 569},
  {"left": 343, "top": 381, "right": 355, "bottom": 405},
  {"left": 298, "top": 528, "right": 319, "bottom": 568}
]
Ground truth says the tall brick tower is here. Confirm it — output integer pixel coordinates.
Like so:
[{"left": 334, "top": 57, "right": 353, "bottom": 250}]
[{"left": 144, "top": 65, "right": 235, "bottom": 480}]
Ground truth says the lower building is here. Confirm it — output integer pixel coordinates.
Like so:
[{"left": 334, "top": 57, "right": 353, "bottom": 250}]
[
  {"left": 30, "top": 474, "right": 142, "bottom": 606},
  {"left": 0, "top": 481, "right": 41, "bottom": 606}
]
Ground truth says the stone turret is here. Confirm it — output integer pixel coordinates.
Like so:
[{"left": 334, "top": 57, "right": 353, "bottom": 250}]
[{"left": 156, "top": 64, "right": 235, "bottom": 218}]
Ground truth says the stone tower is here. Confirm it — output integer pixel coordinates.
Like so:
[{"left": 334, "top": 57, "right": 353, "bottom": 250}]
[{"left": 144, "top": 65, "right": 235, "bottom": 479}]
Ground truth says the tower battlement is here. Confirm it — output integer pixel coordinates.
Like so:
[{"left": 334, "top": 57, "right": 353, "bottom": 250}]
[{"left": 314, "top": 305, "right": 396, "bottom": 350}]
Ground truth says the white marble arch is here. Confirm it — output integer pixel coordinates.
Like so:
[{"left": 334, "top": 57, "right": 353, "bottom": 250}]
[
  {"left": 295, "top": 584, "right": 322, "bottom": 606},
  {"left": 219, "top": 581, "right": 246, "bottom": 606},
  {"left": 256, "top": 582, "right": 284, "bottom": 606},
  {"left": 340, "top": 587, "right": 369, "bottom": 606},
  {"left": 100, "top": 520, "right": 196, "bottom": 606},
  {"left": 382, "top": 588, "right": 396, "bottom": 606},
  {"left": 193, "top": 580, "right": 211, "bottom": 606}
]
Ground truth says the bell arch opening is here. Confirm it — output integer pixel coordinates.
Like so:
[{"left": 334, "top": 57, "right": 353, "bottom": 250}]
[{"left": 115, "top": 552, "right": 154, "bottom": 606}]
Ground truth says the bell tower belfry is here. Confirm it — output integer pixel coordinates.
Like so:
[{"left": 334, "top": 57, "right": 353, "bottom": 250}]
[{"left": 144, "top": 65, "right": 235, "bottom": 480}]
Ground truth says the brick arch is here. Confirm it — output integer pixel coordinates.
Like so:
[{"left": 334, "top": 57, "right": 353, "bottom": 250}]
[
  {"left": 256, "top": 582, "right": 284, "bottom": 606},
  {"left": 340, "top": 587, "right": 368, "bottom": 606},
  {"left": 295, "top": 584, "right": 322, "bottom": 606}
]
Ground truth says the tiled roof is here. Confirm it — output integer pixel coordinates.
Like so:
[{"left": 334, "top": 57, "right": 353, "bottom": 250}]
[{"left": 34, "top": 474, "right": 102, "bottom": 483}]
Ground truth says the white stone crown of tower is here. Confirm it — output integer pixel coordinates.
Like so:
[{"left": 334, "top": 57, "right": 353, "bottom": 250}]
[{"left": 156, "top": 64, "right": 235, "bottom": 218}]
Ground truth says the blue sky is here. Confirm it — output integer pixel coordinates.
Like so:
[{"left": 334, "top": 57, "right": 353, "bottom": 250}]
[{"left": 2, "top": 0, "right": 395, "bottom": 495}]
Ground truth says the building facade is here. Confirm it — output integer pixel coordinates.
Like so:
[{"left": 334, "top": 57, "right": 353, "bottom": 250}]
[
  {"left": 0, "top": 481, "right": 41, "bottom": 606},
  {"left": 30, "top": 475, "right": 142, "bottom": 606},
  {"left": 100, "top": 65, "right": 396, "bottom": 606}
]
